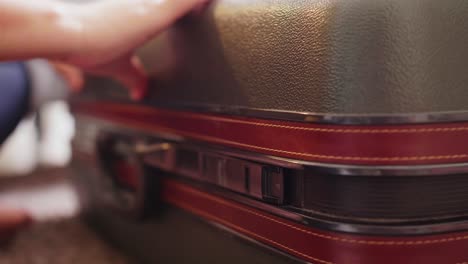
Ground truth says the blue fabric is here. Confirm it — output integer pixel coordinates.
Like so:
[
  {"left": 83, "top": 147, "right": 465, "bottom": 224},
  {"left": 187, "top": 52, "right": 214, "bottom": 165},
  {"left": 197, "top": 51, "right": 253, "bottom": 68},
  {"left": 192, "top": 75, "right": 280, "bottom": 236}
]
[{"left": 0, "top": 62, "right": 29, "bottom": 144}]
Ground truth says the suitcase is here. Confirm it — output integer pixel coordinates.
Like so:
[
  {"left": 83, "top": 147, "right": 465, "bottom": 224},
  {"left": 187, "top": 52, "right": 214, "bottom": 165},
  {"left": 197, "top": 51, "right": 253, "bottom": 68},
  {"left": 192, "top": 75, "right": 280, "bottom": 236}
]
[{"left": 71, "top": 0, "right": 468, "bottom": 263}]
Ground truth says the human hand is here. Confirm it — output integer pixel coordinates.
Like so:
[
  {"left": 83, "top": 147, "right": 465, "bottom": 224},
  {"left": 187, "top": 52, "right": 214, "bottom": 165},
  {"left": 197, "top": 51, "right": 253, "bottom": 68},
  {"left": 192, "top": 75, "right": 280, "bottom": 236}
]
[
  {"left": 1, "top": 0, "right": 208, "bottom": 99},
  {"left": 51, "top": 53, "right": 148, "bottom": 99},
  {"left": 58, "top": 0, "right": 208, "bottom": 100}
]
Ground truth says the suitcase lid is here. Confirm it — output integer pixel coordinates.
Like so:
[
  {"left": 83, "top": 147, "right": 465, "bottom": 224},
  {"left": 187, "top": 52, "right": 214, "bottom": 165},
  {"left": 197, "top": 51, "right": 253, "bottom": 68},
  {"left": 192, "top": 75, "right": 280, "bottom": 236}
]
[{"left": 81, "top": 0, "right": 468, "bottom": 118}]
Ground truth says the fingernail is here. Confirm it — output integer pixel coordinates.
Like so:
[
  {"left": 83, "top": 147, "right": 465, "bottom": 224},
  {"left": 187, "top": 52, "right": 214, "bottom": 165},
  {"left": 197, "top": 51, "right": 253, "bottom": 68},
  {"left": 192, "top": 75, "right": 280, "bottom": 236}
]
[
  {"left": 131, "top": 90, "right": 142, "bottom": 100},
  {"left": 131, "top": 87, "right": 147, "bottom": 101}
]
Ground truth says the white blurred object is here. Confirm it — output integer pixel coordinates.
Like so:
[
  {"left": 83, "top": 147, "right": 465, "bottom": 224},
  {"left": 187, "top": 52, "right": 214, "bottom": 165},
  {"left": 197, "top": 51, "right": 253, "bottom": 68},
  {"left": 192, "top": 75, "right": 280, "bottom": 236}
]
[
  {"left": 0, "top": 59, "right": 75, "bottom": 177},
  {"left": 38, "top": 101, "right": 75, "bottom": 168},
  {"left": 0, "top": 178, "right": 80, "bottom": 221},
  {"left": 0, "top": 100, "right": 75, "bottom": 177},
  {"left": 0, "top": 116, "right": 39, "bottom": 176}
]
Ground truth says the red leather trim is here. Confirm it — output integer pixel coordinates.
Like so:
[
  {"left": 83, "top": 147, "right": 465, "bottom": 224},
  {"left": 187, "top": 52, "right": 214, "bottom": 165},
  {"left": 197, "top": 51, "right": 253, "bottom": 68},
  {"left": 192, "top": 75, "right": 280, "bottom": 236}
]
[
  {"left": 73, "top": 101, "right": 468, "bottom": 166},
  {"left": 162, "top": 179, "right": 468, "bottom": 264}
]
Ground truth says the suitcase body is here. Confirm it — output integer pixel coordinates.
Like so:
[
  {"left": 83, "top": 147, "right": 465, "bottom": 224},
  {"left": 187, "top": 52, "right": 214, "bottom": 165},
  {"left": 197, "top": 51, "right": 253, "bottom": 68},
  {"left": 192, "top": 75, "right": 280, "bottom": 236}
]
[{"left": 71, "top": 0, "right": 468, "bottom": 263}]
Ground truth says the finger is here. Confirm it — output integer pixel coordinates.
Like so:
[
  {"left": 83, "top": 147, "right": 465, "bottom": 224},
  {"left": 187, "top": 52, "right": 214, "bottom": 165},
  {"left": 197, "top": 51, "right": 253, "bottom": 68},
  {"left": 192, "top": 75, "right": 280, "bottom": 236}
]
[
  {"left": 93, "top": 0, "right": 210, "bottom": 50},
  {"left": 87, "top": 56, "right": 148, "bottom": 100},
  {"left": 120, "top": 56, "right": 148, "bottom": 100},
  {"left": 50, "top": 62, "right": 85, "bottom": 92},
  {"left": 148, "top": 0, "right": 210, "bottom": 29}
]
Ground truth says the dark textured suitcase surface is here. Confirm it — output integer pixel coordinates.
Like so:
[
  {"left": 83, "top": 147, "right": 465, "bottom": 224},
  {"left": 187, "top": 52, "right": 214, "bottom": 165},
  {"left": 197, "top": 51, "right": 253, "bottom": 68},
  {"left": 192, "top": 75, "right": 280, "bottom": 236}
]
[{"left": 81, "top": 0, "right": 468, "bottom": 115}]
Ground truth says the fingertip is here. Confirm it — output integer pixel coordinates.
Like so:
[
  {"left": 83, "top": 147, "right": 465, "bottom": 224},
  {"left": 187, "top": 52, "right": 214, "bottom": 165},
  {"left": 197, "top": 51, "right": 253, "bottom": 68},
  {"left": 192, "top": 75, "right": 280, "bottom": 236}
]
[
  {"left": 131, "top": 88, "right": 144, "bottom": 101},
  {"left": 129, "top": 56, "right": 148, "bottom": 101},
  {"left": 130, "top": 79, "right": 148, "bottom": 101},
  {"left": 73, "top": 75, "right": 85, "bottom": 92},
  {"left": 69, "top": 78, "right": 85, "bottom": 93}
]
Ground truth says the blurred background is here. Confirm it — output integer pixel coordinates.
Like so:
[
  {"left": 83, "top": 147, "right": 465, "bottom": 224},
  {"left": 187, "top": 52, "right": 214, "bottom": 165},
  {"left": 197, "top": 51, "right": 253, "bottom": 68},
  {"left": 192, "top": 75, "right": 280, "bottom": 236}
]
[
  {"left": 0, "top": 64, "right": 136, "bottom": 263},
  {"left": 0, "top": 1, "right": 136, "bottom": 263}
]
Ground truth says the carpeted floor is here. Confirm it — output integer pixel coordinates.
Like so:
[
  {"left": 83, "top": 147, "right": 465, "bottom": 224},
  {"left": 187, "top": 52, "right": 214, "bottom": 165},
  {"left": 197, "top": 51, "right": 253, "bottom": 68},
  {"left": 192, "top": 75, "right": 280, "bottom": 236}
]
[
  {"left": 0, "top": 170, "right": 134, "bottom": 264},
  {"left": 0, "top": 219, "right": 134, "bottom": 264}
]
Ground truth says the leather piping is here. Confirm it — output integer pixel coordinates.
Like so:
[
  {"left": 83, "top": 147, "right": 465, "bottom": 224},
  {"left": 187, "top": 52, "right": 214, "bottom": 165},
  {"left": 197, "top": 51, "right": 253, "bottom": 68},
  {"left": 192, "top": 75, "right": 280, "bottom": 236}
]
[
  {"left": 83, "top": 116, "right": 468, "bottom": 162},
  {"left": 109, "top": 105, "right": 468, "bottom": 134},
  {"left": 72, "top": 101, "right": 468, "bottom": 166},
  {"left": 167, "top": 197, "right": 334, "bottom": 264},
  {"left": 162, "top": 179, "right": 468, "bottom": 264},
  {"left": 170, "top": 181, "right": 468, "bottom": 246}
]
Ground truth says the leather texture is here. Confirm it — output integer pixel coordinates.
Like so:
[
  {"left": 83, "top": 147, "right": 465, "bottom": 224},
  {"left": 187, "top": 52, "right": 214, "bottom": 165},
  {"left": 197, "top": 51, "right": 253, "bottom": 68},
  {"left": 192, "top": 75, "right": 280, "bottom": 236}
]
[
  {"left": 83, "top": 0, "right": 468, "bottom": 115},
  {"left": 72, "top": 105, "right": 468, "bottom": 222},
  {"left": 73, "top": 2, "right": 468, "bottom": 261},
  {"left": 163, "top": 178, "right": 468, "bottom": 264},
  {"left": 74, "top": 151, "right": 468, "bottom": 264},
  {"left": 72, "top": 157, "right": 298, "bottom": 264},
  {"left": 71, "top": 106, "right": 468, "bottom": 263},
  {"left": 73, "top": 101, "right": 468, "bottom": 166}
]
